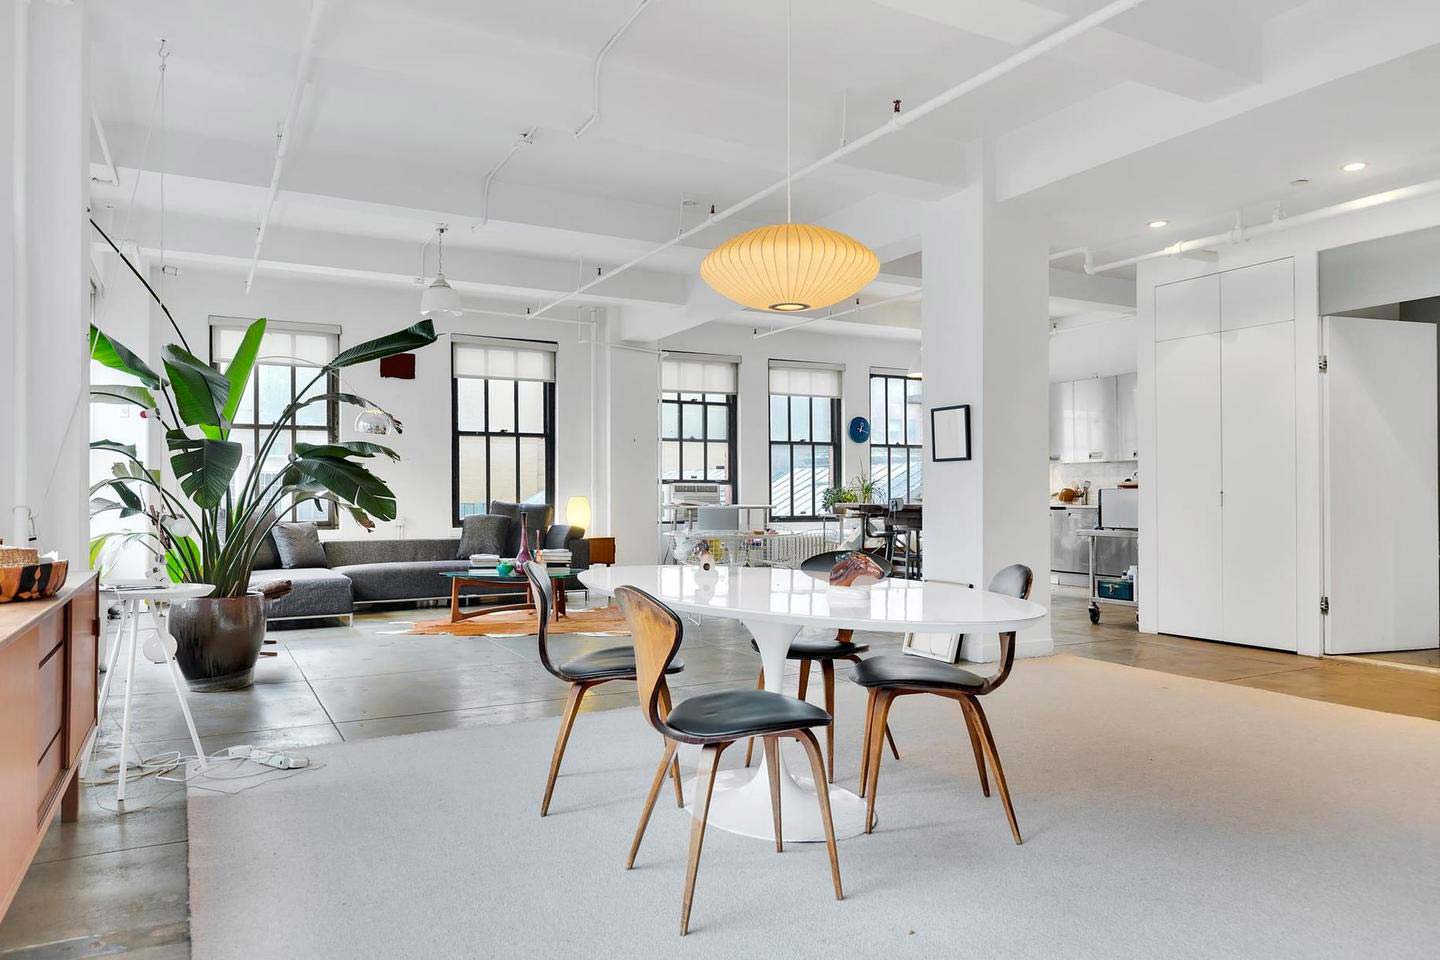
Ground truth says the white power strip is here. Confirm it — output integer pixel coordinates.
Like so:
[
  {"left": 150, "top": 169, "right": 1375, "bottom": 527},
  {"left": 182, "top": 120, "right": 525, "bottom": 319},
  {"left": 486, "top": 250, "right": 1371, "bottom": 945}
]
[{"left": 224, "top": 744, "right": 311, "bottom": 770}]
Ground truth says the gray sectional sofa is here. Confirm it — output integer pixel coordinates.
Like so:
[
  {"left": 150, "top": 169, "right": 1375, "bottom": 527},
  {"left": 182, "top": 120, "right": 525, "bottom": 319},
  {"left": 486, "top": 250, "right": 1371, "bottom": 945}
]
[{"left": 248, "top": 502, "right": 589, "bottom": 623}]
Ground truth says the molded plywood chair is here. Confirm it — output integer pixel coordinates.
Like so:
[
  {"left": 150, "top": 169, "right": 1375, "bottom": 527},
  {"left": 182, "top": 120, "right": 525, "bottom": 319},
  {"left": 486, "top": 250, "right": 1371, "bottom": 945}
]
[
  {"left": 850, "top": 563, "right": 1033, "bottom": 844},
  {"left": 616, "top": 585, "right": 842, "bottom": 936},
  {"left": 742, "top": 549, "right": 900, "bottom": 781},
  {"left": 525, "top": 562, "right": 684, "bottom": 817}
]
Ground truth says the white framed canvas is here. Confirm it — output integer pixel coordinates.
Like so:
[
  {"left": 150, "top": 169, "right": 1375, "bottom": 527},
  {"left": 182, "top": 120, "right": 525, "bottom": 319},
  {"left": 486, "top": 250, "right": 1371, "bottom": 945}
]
[
  {"left": 901, "top": 631, "right": 961, "bottom": 662},
  {"left": 930, "top": 404, "right": 972, "bottom": 462}
]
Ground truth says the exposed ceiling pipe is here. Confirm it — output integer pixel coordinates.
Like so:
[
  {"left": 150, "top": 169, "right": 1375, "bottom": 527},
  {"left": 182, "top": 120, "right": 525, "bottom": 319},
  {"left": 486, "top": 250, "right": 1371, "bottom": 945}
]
[
  {"left": 529, "top": 0, "right": 1150, "bottom": 319},
  {"left": 1047, "top": 246, "right": 1086, "bottom": 263},
  {"left": 244, "top": 0, "right": 327, "bottom": 293},
  {"left": 1085, "top": 176, "right": 1440, "bottom": 274},
  {"left": 90, "top": 105, "right": 119, "bottom": 185},
  {"left": 573, "top": 0, "right": 656, "bottom": 138},
  {"left": 752, "top": 290, "right": 921, "bottom": 340},
  {"left": 472, "top": 128, "right": 535, "bottom": 230}
]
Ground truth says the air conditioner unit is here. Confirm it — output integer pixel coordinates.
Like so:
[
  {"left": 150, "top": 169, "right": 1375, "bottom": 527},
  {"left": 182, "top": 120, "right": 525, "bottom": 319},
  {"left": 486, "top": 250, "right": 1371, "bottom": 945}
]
[{"left": 662, "top": 482, "right": 729, "bottom": 506}]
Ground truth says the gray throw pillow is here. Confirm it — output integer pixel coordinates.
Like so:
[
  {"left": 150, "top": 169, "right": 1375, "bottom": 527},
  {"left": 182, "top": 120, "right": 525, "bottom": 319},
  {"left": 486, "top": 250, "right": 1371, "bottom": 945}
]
[
  {"left": 488, "top": 501, "right": 554, "bottom": 556},
  {"left": 457, "top": 514, "right": 511, "bottom": 559},
  {"left": 272, "top": 522, "right": 328, "bottom": 569}
]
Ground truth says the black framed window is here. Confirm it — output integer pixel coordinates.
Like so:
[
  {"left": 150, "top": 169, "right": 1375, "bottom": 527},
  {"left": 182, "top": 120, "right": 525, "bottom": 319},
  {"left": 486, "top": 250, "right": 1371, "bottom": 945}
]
[
  {"left": 659, "top": 391, "right": 736, "bottom": 494},
  {"left": 452, "top": 372, "right": 556, "bottom": 525},
  {"left": 769, "top": 393, "right": 840, "bottom": 519},
  {"left": 870, "top": 372, "right": 923, "bottom": 502},
  {"left": 210, "top": 324, "right": 339, "bottom": 527}
]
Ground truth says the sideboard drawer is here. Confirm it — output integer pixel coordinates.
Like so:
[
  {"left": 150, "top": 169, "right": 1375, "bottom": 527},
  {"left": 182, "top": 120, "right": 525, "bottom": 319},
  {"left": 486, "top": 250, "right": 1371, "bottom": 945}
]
[
  {"left": 36, "top": 732, "right": 63, "bottom": 819},
  {"left": 35, "top": 642, "right": 65, "bottom": 762},
  {"left": 33, "top": 611, "right": 63, "bottom": 664}
]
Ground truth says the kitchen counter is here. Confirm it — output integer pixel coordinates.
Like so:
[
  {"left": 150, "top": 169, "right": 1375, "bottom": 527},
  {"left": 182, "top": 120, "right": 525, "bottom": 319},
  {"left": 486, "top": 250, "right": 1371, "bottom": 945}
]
[{"left": 1049, "top": 502, "right": 1097, "bottom": 510}]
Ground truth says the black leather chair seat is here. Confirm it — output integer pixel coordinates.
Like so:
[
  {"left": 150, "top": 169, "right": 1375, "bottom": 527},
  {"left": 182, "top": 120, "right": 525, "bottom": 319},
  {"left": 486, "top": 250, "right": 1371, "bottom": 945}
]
[
  {"left": 666, "top": 689, "right": 831, "bottom": 742},
  {"left": 561, "top": 647, "right": 684, "bottom": 682},
  {"left": 849, "top": 654, "right": 986, "bottom": 691},
  {"left": 748, "top": 633, "right": 871, "bottom": 659}
]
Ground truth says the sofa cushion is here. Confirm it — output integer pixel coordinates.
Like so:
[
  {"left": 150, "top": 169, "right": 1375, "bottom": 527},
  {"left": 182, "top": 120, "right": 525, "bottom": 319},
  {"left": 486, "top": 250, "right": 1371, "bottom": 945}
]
[
  {"left": 252, "top": 531, "right": 281, "bottom": 570},
  {"left": 488, "top": 501, "right": 554, "bottom": 556},
  {"left": 249, "top": 567, "right": 352, "bottom": 619},
  {"left": 333, "top": 560, "right": 505, "bottom": 602},
  {"left": 272, "top": 522, "right": 328, "bottom": 569},
  {"left": 322, "top": 538, "right": 460, "bottom": 567},
  {"left": 544, "top": 523, "right": 585, "bottom": 549},
  {"left": 457, "top": 514, "right": 511, "bottom": 559}
]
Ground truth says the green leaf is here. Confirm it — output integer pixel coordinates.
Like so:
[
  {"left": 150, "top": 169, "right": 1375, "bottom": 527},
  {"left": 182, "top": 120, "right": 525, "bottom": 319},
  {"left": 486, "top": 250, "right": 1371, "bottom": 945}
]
[
  {"left": 330, "top": 320, "right": 436, "bottom": 369},
  {"left": 286, "top": 453, "right": 398, "bottom": 521},
  {"left": 166, "top": 536, "right": 202, "bottom": 582},
  {"left": 91, "top": 384, "right": 158, "bottom": 409},
  {"left": 89, "top": 497, "right": 122, "bottom": 518},
  {"left": 221, "top": 319, "right": 266, "bottom": 427},
  {"left": 92, "top": 478, "right": 146, "bottom": 517},
  {"left": 162, "top": 344, "right": 230, "bottom": 436},
  {"left": 167, "top": 430, "right": 242, "bottom": 509},
  {"left": 90, "top": 439, "right": 139, "bottom": 460},
  {"left": 294, "top": 440, "right": 399, "bottom": 461},
  {"left": 90, "top": 325, "right": 162, "bottom": 388}
]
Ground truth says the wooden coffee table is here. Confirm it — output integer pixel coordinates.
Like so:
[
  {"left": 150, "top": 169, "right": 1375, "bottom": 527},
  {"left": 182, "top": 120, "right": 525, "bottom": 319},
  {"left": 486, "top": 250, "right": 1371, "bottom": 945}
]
[{"left": 441, "top": 568, "right": 573, "bottom": 623}]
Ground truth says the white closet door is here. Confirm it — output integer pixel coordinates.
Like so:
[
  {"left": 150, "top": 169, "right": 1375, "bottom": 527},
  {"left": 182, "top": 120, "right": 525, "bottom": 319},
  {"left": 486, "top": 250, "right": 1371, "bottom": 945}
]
[
  {"left": 1220, "top": 321, "right": 1297, "bottom": 651},
  {"left": 1220, "top": 259, "right": 1293, "bottom": 331},
  {"left": 1324, "top": 316, "right": 1439, "bottom": 654},
  {"left": 1155, "top": 274, "right": 1220, "bottom": 341},
  {"left": 1155, "top": 334, "right": 1223, "bottom": 640}
]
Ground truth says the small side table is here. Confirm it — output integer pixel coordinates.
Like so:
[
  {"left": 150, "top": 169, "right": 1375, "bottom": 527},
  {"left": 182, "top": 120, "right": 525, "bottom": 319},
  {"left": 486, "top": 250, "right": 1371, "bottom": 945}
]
[
  {"left": 87, "top": 583, "right": 213, "bottom": 802},
  {"left": 585, "top": 537, "right": 616, "bottom": 565}
]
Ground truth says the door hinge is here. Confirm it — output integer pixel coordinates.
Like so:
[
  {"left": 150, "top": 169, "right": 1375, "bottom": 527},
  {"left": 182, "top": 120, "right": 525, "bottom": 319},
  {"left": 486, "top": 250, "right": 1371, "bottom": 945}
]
[
  {"left": 1318, "top": 354, "right": 1328, "bottom": 372},
  {"left": 1320, "top": 595, "right": 1330, "bottom": 615}
]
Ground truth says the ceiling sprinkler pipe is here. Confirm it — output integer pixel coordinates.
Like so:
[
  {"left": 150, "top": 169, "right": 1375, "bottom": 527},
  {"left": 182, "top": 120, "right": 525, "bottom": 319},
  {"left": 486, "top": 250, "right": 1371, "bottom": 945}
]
[
  {"left": 574, "top": 0, "right": 656, "bottom": 138},
  {"left": 529, "top": 0, "right": 1151, "bottom": 320}
]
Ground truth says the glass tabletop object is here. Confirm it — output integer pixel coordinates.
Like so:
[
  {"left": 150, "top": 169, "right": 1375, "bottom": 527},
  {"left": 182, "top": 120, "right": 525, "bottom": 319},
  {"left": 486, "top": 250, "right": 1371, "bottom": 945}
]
[{"left": 442, "top": 567, "right": 574, "bottom": 580}]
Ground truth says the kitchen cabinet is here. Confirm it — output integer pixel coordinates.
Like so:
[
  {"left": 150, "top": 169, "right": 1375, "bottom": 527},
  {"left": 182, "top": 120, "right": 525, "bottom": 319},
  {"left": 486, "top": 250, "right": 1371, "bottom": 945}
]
[
  {"left": 1072, "top": 376, "right": 1116, "bottom": 462},
  {"left": 1048, "top": 381, "right": 1072, "bottom": 462},
  {"left": 1051, "top": 506, "right": 1135, "bottom": 576},
  {"left": 1115, "top": 372, "right": 1138, "bottom": 460}
]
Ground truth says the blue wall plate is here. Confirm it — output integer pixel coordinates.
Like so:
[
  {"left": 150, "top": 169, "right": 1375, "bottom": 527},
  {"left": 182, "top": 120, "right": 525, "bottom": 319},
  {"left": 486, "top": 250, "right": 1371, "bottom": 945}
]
[{"left": 847, "top": 416, "right": 871, "bottom": 443}]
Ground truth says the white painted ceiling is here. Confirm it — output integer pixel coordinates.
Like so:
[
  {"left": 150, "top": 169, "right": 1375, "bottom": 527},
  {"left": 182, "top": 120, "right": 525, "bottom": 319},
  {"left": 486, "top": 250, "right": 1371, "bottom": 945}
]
[{"left": 84, "top": 0, "right": 1440, "bottom": 340}]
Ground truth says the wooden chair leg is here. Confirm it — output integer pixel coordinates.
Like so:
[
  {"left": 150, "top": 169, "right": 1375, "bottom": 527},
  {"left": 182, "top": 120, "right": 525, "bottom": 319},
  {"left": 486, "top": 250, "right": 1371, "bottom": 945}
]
[
  {"left": 957, "top": 696, "right": 990, "bottom": 797},
  {"left": 884, "top": 721, "right": 901, "bottom": 760},
  {"left": 541, "top": 681, "right": 589, "bottom": 816},
  {"left": 793, "top": 728, "right": 843, "bottom": 900},
  {"left": 627, "top": 739, "right": 679, "bottom": 869},
  {"left": 797, "top": 658, "right": 811, "bottom": 701},
  {"left": 859, "top": 688, "right": 876, "bottom": 798},
  {"left": 847, "top": 655, "right": 900, "bottom": 765},
  {"left": 680, "top": 743, "right": 726, "bottom": 936},
  {"left": 820, "top": 659, "right": 836, "bottom": 783},
  {"left": 657, "top": 682, "right": 683, "bottom": 807},
  {"left": 743, "top": 668, "right": 764, "bottom": 767},
  {"left": 863, "top": 691, "right": 896, "bottom": 834},
  {"left": 762, "top": 736, "right": 783, "bottom": 852},
  {"left": 966, "top": 696, "right": 1022, "bottom": 845}
]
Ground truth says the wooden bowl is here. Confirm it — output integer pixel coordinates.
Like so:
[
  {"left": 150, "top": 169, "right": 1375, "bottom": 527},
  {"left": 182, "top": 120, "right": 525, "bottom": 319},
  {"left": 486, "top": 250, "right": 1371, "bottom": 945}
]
[{"left": 0, "top": 560, "right": 70, "bottom": 603}]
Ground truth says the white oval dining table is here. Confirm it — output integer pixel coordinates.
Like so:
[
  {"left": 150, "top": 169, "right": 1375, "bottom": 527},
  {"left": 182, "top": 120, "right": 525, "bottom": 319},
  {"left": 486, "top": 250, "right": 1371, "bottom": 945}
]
[{"left": 579, "top": 564, "right": 1047, "bottom": 843}]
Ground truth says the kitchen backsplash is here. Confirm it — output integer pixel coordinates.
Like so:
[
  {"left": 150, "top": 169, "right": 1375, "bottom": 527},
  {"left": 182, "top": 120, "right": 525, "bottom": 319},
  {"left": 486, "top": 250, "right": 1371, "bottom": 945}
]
[{"left": 1050, "top": 460, "right": 1137, "bottom": 497}]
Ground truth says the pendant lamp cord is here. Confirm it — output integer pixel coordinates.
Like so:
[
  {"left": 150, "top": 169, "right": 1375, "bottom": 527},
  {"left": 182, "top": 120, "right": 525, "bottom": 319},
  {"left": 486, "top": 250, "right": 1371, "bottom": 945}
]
[
  {"left": 158, "top": 38, "right": 169, "bottom": 301},
  {"left": 785, "top": 0, "right": 792, "bottom": 224}
]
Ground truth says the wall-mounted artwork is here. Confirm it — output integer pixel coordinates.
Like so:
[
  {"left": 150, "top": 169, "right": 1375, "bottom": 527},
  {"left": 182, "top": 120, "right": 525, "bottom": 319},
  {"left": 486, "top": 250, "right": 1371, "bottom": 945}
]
[{"left": 930, "top": 403, "right": 971, "bottom": 462}]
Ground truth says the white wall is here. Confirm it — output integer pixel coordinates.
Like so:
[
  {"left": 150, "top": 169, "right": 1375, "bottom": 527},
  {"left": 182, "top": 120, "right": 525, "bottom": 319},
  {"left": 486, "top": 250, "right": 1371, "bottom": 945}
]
[
  {"left": 1137, "top": 188, "right": 1440, "bottom": 657},
  {"left": 1049, "top": 317, "right": 1138, "bottom": 382}
]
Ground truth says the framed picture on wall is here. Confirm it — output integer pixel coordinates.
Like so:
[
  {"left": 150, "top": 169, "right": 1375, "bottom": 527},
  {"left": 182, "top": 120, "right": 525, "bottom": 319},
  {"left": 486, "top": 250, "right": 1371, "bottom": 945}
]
[{"left": 930, "top": 404, "right": 972, "bottom": 462}]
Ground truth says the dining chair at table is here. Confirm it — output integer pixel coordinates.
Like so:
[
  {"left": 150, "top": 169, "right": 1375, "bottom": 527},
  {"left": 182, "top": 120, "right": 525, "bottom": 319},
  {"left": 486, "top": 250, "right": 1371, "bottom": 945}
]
[
  {"left": 616, "top": 585, "right": 843, "bottom": 936},
  {"left": 849, "top": 563, "right": 1034, "bottom": 844},
  {"left": 741, "top": 549, "right": 900, "bottom": 782},
  {"left": 524, "top": 561, "right": 685, "bottom": 817}
]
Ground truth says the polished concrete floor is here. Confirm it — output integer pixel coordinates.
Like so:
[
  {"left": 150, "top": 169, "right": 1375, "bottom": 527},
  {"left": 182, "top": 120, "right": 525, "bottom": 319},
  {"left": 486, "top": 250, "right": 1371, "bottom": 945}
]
[{"left": 3, "top": 590, "right": 1437, "bottom": 958}]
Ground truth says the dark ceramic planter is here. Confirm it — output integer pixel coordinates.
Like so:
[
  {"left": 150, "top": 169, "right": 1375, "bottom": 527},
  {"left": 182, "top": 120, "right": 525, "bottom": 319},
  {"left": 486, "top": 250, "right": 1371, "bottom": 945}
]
[{"left": 169, "top": 592, "right": 266, "bottom": 691}]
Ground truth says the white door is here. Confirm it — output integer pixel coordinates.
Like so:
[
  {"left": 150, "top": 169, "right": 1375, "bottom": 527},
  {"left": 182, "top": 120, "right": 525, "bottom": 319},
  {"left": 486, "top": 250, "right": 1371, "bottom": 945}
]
[
  {"left": 1323, "top": 315, "right": 1440, "bottom": 654},
  {"left": 1221, "top": 322, "right": 1297, "bottom": 651},
  {"left": 1155, "top": 334, "right": 1224, "bottom": 640}
]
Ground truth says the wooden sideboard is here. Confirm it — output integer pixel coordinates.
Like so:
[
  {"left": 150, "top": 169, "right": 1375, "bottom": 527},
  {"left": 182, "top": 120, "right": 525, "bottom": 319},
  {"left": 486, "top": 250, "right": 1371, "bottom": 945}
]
[{"left": 0, "top": 573, "right": 99, "bottom": 920}]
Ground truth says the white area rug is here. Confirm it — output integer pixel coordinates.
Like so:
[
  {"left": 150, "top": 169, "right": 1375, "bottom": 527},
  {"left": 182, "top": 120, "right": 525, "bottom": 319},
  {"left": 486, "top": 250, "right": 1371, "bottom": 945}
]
[{"left": 187, "top": 656, "right": 1440, "bottom": 959}]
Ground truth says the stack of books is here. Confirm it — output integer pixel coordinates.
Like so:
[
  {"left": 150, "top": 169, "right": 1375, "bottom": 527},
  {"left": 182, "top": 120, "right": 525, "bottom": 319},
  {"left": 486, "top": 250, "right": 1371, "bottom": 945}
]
[
  {"left": 539, "top": 548, "right": 572, "bottom": 567},
  {"left": 468, "top": 553, "right": 501, "bottom": 567}
]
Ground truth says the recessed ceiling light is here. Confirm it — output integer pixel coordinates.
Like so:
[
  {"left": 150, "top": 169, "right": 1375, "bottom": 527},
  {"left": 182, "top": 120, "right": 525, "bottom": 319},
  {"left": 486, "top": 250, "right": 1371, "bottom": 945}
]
[
  {"left": 1341, "top": 161, "right": 1367, "bottom": 172},
  {"left": 1148, "top": 219, "right": 1169, "bottom": 229}
]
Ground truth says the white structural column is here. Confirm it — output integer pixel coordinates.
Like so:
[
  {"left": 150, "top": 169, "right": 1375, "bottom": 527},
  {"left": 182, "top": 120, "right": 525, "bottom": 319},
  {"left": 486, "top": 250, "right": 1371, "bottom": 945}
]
[
  {"left": 0, "top": 0, "right": 89, "bottom": 560},
  {"left": 920, "top": 149, "right": 1053, "bottom": 660}
]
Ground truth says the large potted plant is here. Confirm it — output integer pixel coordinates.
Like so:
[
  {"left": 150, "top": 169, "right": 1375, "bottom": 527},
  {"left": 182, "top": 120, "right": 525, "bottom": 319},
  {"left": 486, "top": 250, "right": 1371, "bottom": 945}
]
[{"left": 88, "top": 261, "right": 436, "bottom": 689}]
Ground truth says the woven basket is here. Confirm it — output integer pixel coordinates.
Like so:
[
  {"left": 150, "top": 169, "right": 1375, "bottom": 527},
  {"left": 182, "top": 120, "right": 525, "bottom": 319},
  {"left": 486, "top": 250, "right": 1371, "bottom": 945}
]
[{"left": 0, "top": 546, "right": 40, "bottom": 568}]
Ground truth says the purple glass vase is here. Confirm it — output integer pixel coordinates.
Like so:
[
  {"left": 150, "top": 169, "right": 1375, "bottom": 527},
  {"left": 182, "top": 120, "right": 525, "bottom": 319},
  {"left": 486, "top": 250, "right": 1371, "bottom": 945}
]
[{"left": 516, "top": 518, "right": 532, "bottom": 565}]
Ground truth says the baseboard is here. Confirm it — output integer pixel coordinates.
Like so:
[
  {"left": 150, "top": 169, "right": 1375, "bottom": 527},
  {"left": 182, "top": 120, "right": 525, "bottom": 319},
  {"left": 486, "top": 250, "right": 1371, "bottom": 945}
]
[{"left": 959, "top": 634, "right": 1055, "bottom": 664}]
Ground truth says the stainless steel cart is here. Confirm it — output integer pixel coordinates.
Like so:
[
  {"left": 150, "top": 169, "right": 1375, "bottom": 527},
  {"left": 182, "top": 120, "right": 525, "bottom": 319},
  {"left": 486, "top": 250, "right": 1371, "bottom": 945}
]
[{"left": 1076, "top": 527, "right": 1138, "bottom": 624}]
